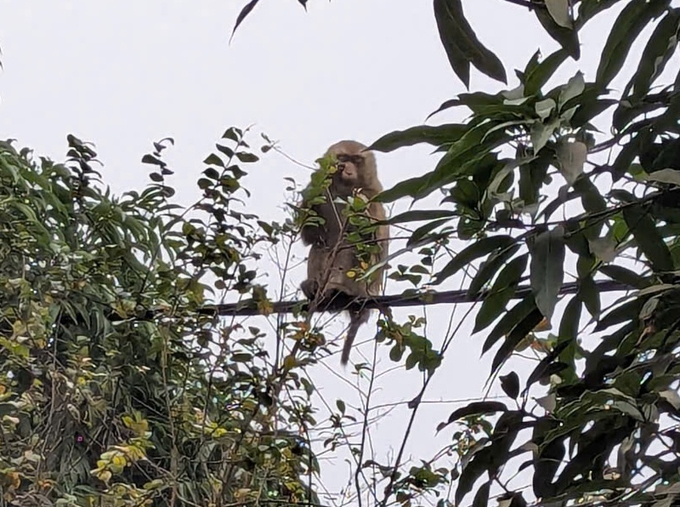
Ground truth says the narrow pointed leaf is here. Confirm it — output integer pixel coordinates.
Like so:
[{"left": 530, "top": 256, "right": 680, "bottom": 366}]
[
  {"left": 483, "top": 294, "right": 537, "bottom": 354},
  {"left": 438, "top": 401, "right": 507, "bottom": 432},
  {"left": 408, "top": 218, "right": 453, "bottom": 247},
  {"left": 433, "top": 0, "right": 507, "bottom": 87},
  {"left": 546, "top": 0, "right": 573, "bottom": 28},
  {"left": 629, "top": 8, "right": 680, "bottom": 100},
  {"left": 386, "top": 209, "right": 457, "bottom": 225},
  {"left": 596, "top": 0, "right": 669, "bottom": 88},
  {"left": 599, "top": 264, "right": 650, "bottom": 289},
  {"left": 578, "top": 0, "right": 622, "bottom": 25},
  {"left": 369, "top": 124, "right": 467, "bottom": 152},
  {"left": 434, "top": 235, "right": 515, "bottom": 285},
  {"left": 474, "top": 254, "right": 528, "bottom": 333},
  {"left": 530, "top": 227, "right": 566, "bottom": 320},
  {"left": 468, "top": 244, "right": 520, "bottom": 296},
  {"left": 231, "top": 0, "right": 261, "bottom": 39},
  {"left": 535, "top": 7, "right": 580, "bottom": 59},
  {"left": 623, "top": 205, "right": 674, "bottom": 272},
  {"left": 524, "top": 49, "right": 569, "bottom": 95},
  {"left": 491, "top": 308, "right": 544, "bottom": 374}
]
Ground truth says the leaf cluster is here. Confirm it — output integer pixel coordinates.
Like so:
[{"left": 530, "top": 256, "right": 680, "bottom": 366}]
[{"left": 0, "top": 131, "right": 319, "bottom": 506}]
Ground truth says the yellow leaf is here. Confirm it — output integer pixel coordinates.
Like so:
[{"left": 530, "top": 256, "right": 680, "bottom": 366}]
[
  {"left": 283, "top": 355, "right": 297, "bottom": 370},
  {"left": 533, "top": 317, "right": 552, "bottom": 332}
]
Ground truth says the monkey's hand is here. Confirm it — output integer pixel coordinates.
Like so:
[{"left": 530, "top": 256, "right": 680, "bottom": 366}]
[{"left": 300, "top": 220, "right": 326, "bottom": 246}]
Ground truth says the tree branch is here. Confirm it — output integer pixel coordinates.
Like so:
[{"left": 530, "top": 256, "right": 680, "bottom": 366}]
[{"left": 200, "top": 280, "right": 634, "bottom": 317}]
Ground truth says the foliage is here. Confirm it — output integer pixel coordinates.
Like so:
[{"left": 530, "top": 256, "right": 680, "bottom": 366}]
[
  {"left": 366, "top": 1, "right": 680, "bottom": 505},
  {"left": 0, "top": 131, "right": 319, "bottom": 506},
  {"left": 5, "top": 0, "right": 680, "bottom": 505},
  {"left": 237, "top": 0, "right": 680, "bottom": 504}
]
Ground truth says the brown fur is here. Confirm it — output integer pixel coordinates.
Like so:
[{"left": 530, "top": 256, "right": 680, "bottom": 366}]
[{"left": 299, "top": 140, "right": 388, "bottom": 365}]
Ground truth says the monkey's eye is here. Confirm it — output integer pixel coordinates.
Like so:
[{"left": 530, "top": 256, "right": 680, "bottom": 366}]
[{"left": 336, "top": 154, "right": 364, "bottom": 166}]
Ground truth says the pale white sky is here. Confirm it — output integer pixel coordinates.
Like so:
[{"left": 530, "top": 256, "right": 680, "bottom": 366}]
[{"left": 0, "top": 1, "right": 673, "bottom": 504}]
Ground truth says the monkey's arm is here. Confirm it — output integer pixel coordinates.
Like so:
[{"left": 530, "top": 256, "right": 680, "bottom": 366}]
[
  {"left": 300, "top": 198, "right": 348, "bottom": 246},
  {"left": 367, "top": 201, "right": 389, "bottom": 294},
  {"left": 299, "top": 204, "right": 325, "bottom": 245}
]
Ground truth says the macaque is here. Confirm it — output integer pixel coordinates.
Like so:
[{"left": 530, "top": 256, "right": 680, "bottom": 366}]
[{"left": 299, "top": 140, "right": 388, "bottom": 365}]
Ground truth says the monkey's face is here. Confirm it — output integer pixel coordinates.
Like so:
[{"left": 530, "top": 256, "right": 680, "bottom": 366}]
[
  {"left": 324, "top": 140, "right": 380, "bottom": 196},
  {"left": 335, "top": 153, "right": 364, "bottom": 187}
]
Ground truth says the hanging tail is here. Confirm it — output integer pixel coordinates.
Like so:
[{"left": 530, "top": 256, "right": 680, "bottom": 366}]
[{"left": 341, "top": 308, "right": 369, "bottom": 365}]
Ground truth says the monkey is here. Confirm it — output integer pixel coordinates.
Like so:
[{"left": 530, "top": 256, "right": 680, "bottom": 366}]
[{"left": 298, "top": 140, "right": 388, "bottom": 365}]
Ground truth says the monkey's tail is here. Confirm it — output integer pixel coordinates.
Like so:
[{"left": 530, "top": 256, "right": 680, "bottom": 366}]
[{"left": 341, "top": 308, "right": 369, "bottom": 366}]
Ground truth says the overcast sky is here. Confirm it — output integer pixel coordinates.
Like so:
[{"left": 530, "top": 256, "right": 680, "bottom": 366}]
[{"left": 1, "top": 1, "right": 674, "bottom": 503}]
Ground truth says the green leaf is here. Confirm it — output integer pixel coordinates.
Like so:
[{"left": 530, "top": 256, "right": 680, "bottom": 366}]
[
  {"left": 612, "top": 131, "right": 647, "bottom": 178},
  {"left": 535, "top": 6, "right": 580, "bottom": 59},
  {"left": 377, "top": 175, "right": 430, "bottom": 203},
  {"left": 595, "top": 298, "right": 644, "bottom": 331},
  {"left": 222, "top": 126, "right": 242, "bottom": 142},
  {"left": 407, "top": 218, "right": 453, "bottom": 247},
  {"left": 525, "top": 341, "right": 572, "bottom": 391},
  {"left": 433, "top": 0, "right": 507, "bottom": 87},
  {"left": 141, "top": 154, "right": 164, "bottom": 167},
  {"left": 235, "top": 152, "right": 259, "bottom": 163},
  {"left": 530, "top": 227, "right": 566, "bottom": 320},
  {"left": 557, "top": 295, "right": 582, "bottom": 376},
  {"left": 491, "top": 308, "right": 544, "bottom": 373},
  {"left": 524, "top": 49, "right": 569, "bottom": 96},
  {"left": 646, "top": 168, "right": 680, "bottom": 186},
  {"left": 434, "top": 235, "right": 515, "bottom": 285},
  {"left": 574, "top": 175, "right": 607, "bottom": 215},
  {"left": 203, "top": 153, "right": 224, "bottom": 167},
  {"left": 455, "top": 447, "right": 493, "bottom": 505},
  {"left": 386, "top": 209, "right": 457, "bottom": 225},
  {"left": 377, "top": 128, "right": 504, "bottom": 202},
  {"left": 474, "top": 254, "right": 528, "bottom": 333},
  {"left": 531, "top": 118, "right": 560, "bottom": 153},
  {"left": 629, "top": 8, "right": 680, "bottom": 100},
  {"left": 596, "top": 0, "right": 669, "bottom": 88},
  {"left": 578, "top": 0, "right": 622, "bottom": 25},
  {"left": 519, "top": 150, "right": 551, "bottom": 206},
  {"left": 500, "top": 372, "right": 520, "bottom": 399},
  {"left": 369, "top": 124, "right": 467, "bottom": 152},
  {"left": 599, "top": 264, "right": 649, "bottom": 289},
  {"left": 482, "top": 294, "right": 537, "bottom": 354},
  {"left": 427, "top": 98, "right": 466, "bottom": 119},
  {"left": 578, "top": 274, "right": 601, "bottom": 318},
  {"left": 535, "top": 98, "right": 557, "bottom": 120},
  {"left": 546, "top": 0, "right": 573, "bottom": 28},
  {"left": 468, "top": 244, "right": 521, "bottom": 296},
  {"left": 623, "top": 205, "right": 674, "bottom": 272},
  {"left": 437, "top": 401, "right": 507, "bottom": 432},
  {"left": 558, "top": 72, "right": 585, "bottom": 110},
  {"left": 569, "top": 94, "right": 617, "bottom": 128},
  {"left": 472, "top": 481, "right": 491, "bottom": 507},
  {"left": 556, "top": 140, "right": 587, "bottom": 184},
  {"left": 588, "top": 237, "right": 617, "bottom": 263}
]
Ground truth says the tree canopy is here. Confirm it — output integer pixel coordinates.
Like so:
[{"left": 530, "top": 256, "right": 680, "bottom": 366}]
[{"left": 2, "top": 0, "right": 680, "bottom": 506}]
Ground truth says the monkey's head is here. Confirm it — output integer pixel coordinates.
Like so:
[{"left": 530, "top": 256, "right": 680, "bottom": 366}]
[{"left": 325, "top": 140, "right": 381, "bottom": 197}]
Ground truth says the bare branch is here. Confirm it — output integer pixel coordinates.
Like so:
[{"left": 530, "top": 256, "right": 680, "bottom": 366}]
[{"left": 200, "top": 280, "right": 633, "bottom": 317}]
